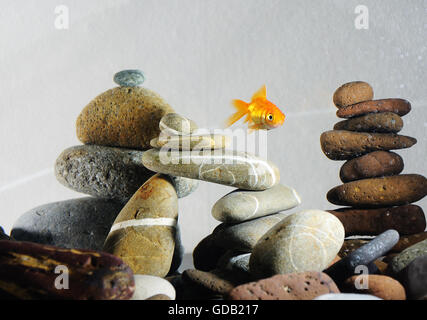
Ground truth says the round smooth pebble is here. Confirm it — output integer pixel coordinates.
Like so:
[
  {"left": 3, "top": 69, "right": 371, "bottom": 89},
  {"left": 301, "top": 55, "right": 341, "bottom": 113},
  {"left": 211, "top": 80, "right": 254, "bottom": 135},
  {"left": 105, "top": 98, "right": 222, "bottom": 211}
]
[
  {"left": 333, "top": 81, "right": 374, "bottom": 108},
  {"left": 336, "top": 98, "right": 411, "bottom": 118},
  {"left": 142, "top": 149, "right": 280, "bottom": 191},
  {"left": 212, "top": 212, "right": 293, "bottom": 252},
  {"left": 339, "top": 151, "right": 404, "bottom": 183},
  {"left": 400, "top": 255, "right": 427, "bottom": 300},
  {"left": 113, "top": 69, "right": 145, "bottom": 87},
  {"left": 159, "top": 113, "right": 198, "bottom": 135},
  {"left": 249, "top": 210, "right": 345, "bottom": 278},
  {"left": 314, "top": 293, "right": 382, "bottom": 300},
  {"left": 212, "top": 184, "right": 301, "bottom": 223},
  {"left": 103, "top": 174, "right": 178, "bottom": 277},
  {"left": 76, "top": 87, "right": 174, "bottom": 150},
  {"left": 324, "top": 230, "right": 399, "bottom": 284},
  {"left": 390, "top": 239, "right": 427, "bottom": 275},
  {"left": 343, "top": 275, "right": 406, "bottom": 300},
  {"left": 11, "top": 197, "right": 123, "bottom": 250},
  {"left": 327, "top": 174, "right": 427, "bottom": 207},
  {"left": 320, "top": 130, "right": 417, "bottom": 161},
  {"left": 131, "top": 275, "right": 176, "bottom": 300},
  {"left": 327, "top": 205, "right": 426, "bottom": 236},
  {"left": 334, "top": 112, "right": 403, "bottom": 133},
  {"left": 229, "top": 272, "right": 339, "bottom": 300}
]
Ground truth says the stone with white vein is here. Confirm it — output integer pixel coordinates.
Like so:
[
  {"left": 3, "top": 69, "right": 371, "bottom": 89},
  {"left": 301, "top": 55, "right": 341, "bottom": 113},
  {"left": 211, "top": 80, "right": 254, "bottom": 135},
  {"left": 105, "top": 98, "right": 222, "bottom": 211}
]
[
  {"left": 142, "top": 149, "right": 280, "bottom": 191},
  {"left": 212, "top": 184, "right": 301, "bottom": 223}
]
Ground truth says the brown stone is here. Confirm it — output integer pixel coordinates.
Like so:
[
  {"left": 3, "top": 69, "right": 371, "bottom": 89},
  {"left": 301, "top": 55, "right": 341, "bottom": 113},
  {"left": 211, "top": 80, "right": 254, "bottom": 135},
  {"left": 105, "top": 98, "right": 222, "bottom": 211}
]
[
  {"left": 103, "top": 174, "right": 178, "bottom": 277},
  {"left": 339, "top": 239, "right": 369, "bottom": 258},
  {"left": 334, "top": 112, "right": 403, "bottom": 133},
  {"left": 374, "top": 259, "right": 389, "bottom": 275},
  {"left": 327, "top": 205, "right": 426, "bottom": 236},
  {"left": 391, "top": 232, "right": 427, "bottom": 253},
  {"left": 182, "top": 269, "right": 246, "bottom": 296},
  {"left": 228, "top": 272, "right": 339, "bottom": 300},
  {"left": 0, "top": 240, "right": 135, "bottom": 300},
  {"left": 336, "top": 98, "right": 411, "bottom": 118},
  {"left": 76, "top": 87, "right": 174, "bottom": 150},
  {"left": 320, "top": 130, "right": 416, "bottom": 160},
  {"left": 327, "top": 175, "right": 427, "bottom": 207},
  {"left": 333, "top": 81, "right": 374, "bottom": 108},
  {"left": 339, "top": 151, "right": 404, "bottom": 182},
  {"left": 343, "top": 275, "right": 406, "bottom": 300}
]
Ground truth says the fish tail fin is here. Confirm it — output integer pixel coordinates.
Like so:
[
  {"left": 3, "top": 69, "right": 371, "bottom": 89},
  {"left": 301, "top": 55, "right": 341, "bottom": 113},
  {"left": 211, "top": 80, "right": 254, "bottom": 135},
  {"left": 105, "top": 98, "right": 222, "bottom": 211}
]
[{"left": 226, "top": 100, "right": 249, "bottom": 127}]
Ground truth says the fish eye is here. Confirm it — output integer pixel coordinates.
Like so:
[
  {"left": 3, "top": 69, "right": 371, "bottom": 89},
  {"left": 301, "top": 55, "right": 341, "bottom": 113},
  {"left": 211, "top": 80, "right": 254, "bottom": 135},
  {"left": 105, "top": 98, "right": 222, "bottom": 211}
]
[{"left": 267, "top": 114, "right": 274, "bottom": 121}]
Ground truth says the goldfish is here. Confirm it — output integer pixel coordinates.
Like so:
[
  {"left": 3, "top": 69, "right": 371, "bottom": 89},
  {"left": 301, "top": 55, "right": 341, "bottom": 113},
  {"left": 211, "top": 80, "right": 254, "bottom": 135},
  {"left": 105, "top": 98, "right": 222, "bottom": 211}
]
[{"left": 226, "top": 85, "right": 285, "bottom": 131}]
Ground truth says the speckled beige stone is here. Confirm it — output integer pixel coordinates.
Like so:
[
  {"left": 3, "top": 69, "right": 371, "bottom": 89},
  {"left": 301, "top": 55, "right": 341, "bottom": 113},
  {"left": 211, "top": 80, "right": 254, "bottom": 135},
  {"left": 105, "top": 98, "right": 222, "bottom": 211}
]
[
  {"left": 159, "top": 113, "right": 198, "bottom": 135},
  {"left": 249, "top": 210, "right": 345, "bottom": 278},
  {"left": 103, "top": 174, "right": 178, "bottom": 277},
  {"left": 142, "top": 149, "right": 280, "bottom": 191},
  {"left": 76, "top": 87, "right": 174, "bottom": 150}
]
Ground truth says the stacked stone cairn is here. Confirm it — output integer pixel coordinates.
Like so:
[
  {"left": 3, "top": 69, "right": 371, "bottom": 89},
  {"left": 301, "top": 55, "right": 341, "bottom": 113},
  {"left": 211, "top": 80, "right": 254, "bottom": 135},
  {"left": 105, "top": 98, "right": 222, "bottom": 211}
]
[{"left": 320, "top": 81, "right": 427, "bottom": 300}]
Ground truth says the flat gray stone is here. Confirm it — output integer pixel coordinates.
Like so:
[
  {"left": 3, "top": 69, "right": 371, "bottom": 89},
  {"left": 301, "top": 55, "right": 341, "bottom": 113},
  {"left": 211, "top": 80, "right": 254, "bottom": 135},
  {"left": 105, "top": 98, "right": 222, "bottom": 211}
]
[
  {"left": 113, "top": 69, "right": 145, "bottom": 87},
  {"left": 212, "top": 184, "right": 301, "bottom": 223},
  {"left": 390, "top": 239, "right": 427, "bottom": 275},
  {"left": 55, "top": 145, "right": 198, "bottom": 202},
  {"left": 142, "top": 149, "right": 280, "bottom": 190}
]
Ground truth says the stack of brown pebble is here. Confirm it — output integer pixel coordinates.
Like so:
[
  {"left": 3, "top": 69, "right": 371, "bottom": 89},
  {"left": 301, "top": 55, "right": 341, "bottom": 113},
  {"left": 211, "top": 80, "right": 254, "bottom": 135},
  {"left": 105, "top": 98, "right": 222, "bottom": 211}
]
[{"left": 320, "top": 81, "right": 427, "bottom": 299}]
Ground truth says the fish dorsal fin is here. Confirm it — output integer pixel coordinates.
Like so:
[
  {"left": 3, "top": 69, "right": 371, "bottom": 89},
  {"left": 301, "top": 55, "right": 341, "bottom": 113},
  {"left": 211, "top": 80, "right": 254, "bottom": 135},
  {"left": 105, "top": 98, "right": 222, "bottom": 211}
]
[{"left": 251, "top": 85, "right": 266, "bottom": 101}]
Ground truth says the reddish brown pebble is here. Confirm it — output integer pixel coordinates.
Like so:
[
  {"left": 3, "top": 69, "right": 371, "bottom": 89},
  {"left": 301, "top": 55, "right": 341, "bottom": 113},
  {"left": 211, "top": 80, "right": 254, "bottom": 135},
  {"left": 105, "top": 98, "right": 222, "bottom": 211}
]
[
  {"left": 343, "top": 275, "right": 406, "bottom": 300},
  {"left": 327, "top": 174, "right": 427, "bottom": 207},
  {"left": 0, "top": 240, "right": 135, "bottom": 300},
  {"left": 391, "top": 232, "right": 427, "bottom": 253},
  {"left": 327, "top": 205, "right": 426, "bottom": 236},
  {"left": 320, "top": 130, "right": 417, "bottom": 161},
  {"left": 340, "top": 151, "right": 404, "bottom": 183},
  {"left": 334, "top": 112, "right": 403, "bottom": 133},
  {"left": 333, "top": 81, "right": 374, "bottom": 108},
  {"left": 374, "top": 259, "right": 389, "bottom": 275},
  {"left": 228, "top": 272, "right": 339, "bottom": 300},
  {"left": 336, "top": 98, "right": 411, "bottom": 118}
]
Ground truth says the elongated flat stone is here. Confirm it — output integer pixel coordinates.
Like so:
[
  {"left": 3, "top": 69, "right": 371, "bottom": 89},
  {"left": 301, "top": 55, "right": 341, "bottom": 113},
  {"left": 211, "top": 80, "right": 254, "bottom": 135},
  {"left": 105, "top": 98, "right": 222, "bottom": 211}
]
[
  {"left": 150, "top": 134, "right": 230, "bottom": 150},
  {"left": 327, "top": 175, "right": 427, "bottom": 207},
  {"left": 327, "top": 205, "right": 426, "bottom": 236},
  {"left": 212, "top": 212, "right": 293, "bottom": 252},
  {"left": 142, "top": 149, "right": 280, "bottom": 190},
  {"left": 103, "top": 174, "right": 177, "bottom": 277},
  {"left": 334, "top": 112, "right": 403, "bottom": 133},
  {"left": 159, "top": 113, "right": 198, "bottom": 135},
  {"left": 212, "top": 184, "right": 301, "bottom": 223},
  {"left": 390, "top": 239, "right": 427, "bottom": 275},
  {"left": 336, "top": 98, "right": 411, "bottom": 118},
  {"left": 320, "top": 130, "right": 416, "bottom": 160}
]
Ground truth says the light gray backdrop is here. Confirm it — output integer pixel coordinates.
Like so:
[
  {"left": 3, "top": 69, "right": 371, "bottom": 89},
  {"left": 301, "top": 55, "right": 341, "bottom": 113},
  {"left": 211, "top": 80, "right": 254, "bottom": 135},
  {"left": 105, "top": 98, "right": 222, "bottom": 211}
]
[{"left": 1, "top": 0, "right": 426, "bottom": 254}]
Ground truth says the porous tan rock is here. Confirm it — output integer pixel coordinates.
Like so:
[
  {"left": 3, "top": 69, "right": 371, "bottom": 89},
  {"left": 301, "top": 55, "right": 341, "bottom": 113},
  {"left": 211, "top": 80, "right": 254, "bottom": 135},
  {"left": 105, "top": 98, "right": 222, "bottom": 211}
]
[
  {"left": 76, "top": 87, "right": 174, "bottom": 150},
  {"left": 320, "top": 130, "right": 416, "bottom": 161},
  {"left": 333, "top": 81, "right": 374, "bottom": 108},
  {"left": 339, "top": 151, "right": 404, "bottom": 182},
  {"left": 327, "top": 174, "right": 427, "bottom": 207},
  {"left": 334, "top": 112, "right": 403, "bottom": 133},
  {"left": 343, "top": 275, "right": 406, "bottom": 300},
  {"left": 103, "top": 174, "right": 178, "bottom": 277},
  {"left": 336, "top": 98, "right": 411, "bottom": 118}
]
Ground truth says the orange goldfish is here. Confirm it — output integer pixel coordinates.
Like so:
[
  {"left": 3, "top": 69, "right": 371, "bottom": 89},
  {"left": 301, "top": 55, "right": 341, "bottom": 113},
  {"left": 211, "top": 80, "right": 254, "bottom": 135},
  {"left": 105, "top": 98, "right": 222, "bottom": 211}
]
[{"left": 226, "top": 85, "right": 285, "bottom": 131}]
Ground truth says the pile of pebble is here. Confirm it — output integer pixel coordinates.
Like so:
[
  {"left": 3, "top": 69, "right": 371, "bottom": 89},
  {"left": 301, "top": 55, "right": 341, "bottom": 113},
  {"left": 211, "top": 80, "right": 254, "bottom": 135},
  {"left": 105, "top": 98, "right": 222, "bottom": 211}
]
[
  {"left": 320, "top": 81, "right": 427, "bottom": 300},
  {"left": 1, "top": 73, "right": 426, "bottom": 300}
]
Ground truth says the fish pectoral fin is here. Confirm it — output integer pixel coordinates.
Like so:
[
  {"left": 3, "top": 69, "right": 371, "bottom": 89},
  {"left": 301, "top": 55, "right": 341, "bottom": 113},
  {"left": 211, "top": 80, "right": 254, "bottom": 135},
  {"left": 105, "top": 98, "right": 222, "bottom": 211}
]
[
  {"left": 248, "top": 123, "right": 263, "bottom": 132},
  {"left": 226, "top": 99, "right": 249, "bottom": 128},
  {"left": 251, "top": 85, "right": 266, "bottom": 101},
  {"left": 243, "top": 113, "right": 252, "bottom": 124}
]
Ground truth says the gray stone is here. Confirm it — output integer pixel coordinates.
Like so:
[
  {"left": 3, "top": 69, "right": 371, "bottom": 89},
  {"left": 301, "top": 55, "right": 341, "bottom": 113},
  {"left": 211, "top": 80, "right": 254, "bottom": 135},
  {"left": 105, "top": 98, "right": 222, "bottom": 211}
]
[
  {"left": 0, "top": 226, "right": 11, "bottom": 240},
  {"left": 400, "top": 255, "right": 427, "bottom": 300},
  {"left": 217, "top": 251, "right": 251, "bottom": 275},
  {"left": 212, "top": 212, "right": 293, "bottom": 252},
  {"left": 11, "top": 197, "right": 123, "bottom": 250},
  {"left": 142, "top": 149, "right": 280, "bottom": 190},
  {"left": 212, "top": 184, "right": 301, "bottom": 223},
  {"left": 55, "top": 145, "right": 198, "bottom": 201},
  {"left": 390, "top": 239, "right": 427, "bottom": 275},
  {"left": 113, "top": 69, "right": 145, "bottom": 87},
  {"left": 249, "top": 210, "right": 345, "bottom": 278},
  {"left": 325, "top": 230, "right": 399, "bottom": 283},
  {"left": 159, "top": 113, "right": 198, "bottom": 135}
]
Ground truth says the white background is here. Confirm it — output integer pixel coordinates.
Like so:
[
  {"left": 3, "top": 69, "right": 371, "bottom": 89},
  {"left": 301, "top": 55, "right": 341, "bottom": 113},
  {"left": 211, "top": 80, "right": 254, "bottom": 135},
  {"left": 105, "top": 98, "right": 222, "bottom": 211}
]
[{"left": 0, "top": 0, "right": 426, "bottom": 254}]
